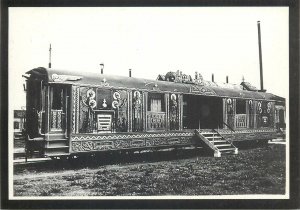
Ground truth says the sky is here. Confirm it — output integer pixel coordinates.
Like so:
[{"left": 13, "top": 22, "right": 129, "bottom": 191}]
[{"left": 9, "top": 7, "right": 289, "bottom": 110}]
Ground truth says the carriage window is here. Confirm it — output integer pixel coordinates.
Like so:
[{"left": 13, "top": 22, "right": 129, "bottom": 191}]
[
  {"left": 236, "top": 99, "right": 246, "bottom": 114},
  {"left": 52, "top": 86, "right": 63, "bottom": 110},
  {"left": 148, "top": 93, "right": 165, "bottom": 112}
]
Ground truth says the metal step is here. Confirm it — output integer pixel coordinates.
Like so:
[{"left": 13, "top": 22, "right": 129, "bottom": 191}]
[
  {"left": 202, "top": 133, "right": 219, "bottom": 137},
  {"left": 209, "top": 140, "right": 227, "bottom": 143},
  {"left": 205, "top": 136, "right": 222, "bottom": 139},
  {"left": 215, "top": 144, "right": 232, "bottom": 147},
  {"left": 218, "top": 148, "right": 236, "bottom": 151},
  {"left": 220, "top": 150, "right": 236, "bottom": 154}
]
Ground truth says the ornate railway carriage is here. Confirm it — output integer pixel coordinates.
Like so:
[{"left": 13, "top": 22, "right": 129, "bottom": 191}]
[{"left": 24, "top": 67, "right": 284, "bottom": 158}]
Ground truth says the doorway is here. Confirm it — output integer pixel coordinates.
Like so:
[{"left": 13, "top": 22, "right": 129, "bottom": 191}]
[
  {"left": 183, "top": 95, "right": 223, "bottom": 129},
  {"left": 50, "top": 85, "right": 71, "bottom": 134}
]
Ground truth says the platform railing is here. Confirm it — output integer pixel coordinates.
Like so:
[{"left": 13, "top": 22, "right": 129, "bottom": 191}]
[
  {"left": 50, "top": 109, "right": 64, "bottom": 131},
  {"left": 235, "top": 114, "right": 247, "bottom": 128},
  {"left": 147, "top": 111, "right": 166, "bottom": 130}
]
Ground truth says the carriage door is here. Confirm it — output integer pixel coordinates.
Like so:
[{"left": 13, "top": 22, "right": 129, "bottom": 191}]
[{"left": 50, "top": 85, "right": 70, "bottom": 134}]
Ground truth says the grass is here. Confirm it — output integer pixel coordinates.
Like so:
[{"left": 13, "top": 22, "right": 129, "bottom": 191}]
[{"left": 14, "top": 144, "right": 285, "bottom": 196}]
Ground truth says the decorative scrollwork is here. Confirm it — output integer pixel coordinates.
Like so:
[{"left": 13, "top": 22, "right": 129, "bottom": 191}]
[
  {"left": 112, "top": 100, "right": 119, "bottom": 109},
  {"left": 87, "top": 89, "right": 95, "bottom": 99},
  {"left": 227, "top": 98, "right": 232, "bottom": 105},
  {"left": 113, "top": 92, "right": 121, "bottom": 100},
  {"left": 89, "top": 99, "right": 97, "bottom": 109}
]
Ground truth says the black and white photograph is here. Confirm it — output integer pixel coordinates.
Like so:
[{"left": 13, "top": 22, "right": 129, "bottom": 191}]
[{"left": 6, "top": 5, "right": 293, "bottom": 205}]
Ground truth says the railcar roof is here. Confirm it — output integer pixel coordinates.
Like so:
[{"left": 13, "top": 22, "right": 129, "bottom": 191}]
[{"left": 26, "top": 67, "right": 284, "bottom": 101}]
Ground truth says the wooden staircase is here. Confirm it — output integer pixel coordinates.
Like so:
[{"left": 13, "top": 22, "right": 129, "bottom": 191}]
[
  {"left": 44, "top": 133, "right": 70, "bottom": 157},
  {"left": 194, "top": 130, "right": 238, "bottom": 157}
]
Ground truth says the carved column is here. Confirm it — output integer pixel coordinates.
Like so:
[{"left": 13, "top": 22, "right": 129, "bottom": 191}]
[
  {"left": 178, "top": 94, "right": 183, "bottom": 130},
  {"left": 272, "top": 102, "right": 276, "bottom": 129},
  {"left": 223, "top": 98, "right": 227, "bottom": 129},
  {"left": 253, "top": 100, "right": 257, "bottom": 129},
  {"left": 233, "top": 98, "right": 237, "bottom": 129},
  {"left": 246, "top": 100, "right": 249, "bottom": 128},
  {"left": 128, "top": 91, "right": 132, "bottom": 132},
  {"left": 143, "top": 91, "right": 148, "bottom": 131},
  {"left": 45, "top": 85, "right": 50, "bottom": 133},
  {"left": 165, "top": 93, "right": 170, "bottom": 130}
]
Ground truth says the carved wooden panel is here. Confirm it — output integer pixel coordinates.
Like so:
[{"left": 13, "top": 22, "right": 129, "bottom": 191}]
[
  {"left": 79, "top": 87, "right": 97, "bottom": 133},
  {"left": 169, "top": 93, "right": 179, "bottom": 130},
  {"left": 113, "top": 90, "right": 128, "bottom": 132},
  {"left": 248, "top": 100, "right": 255, "bottom": 128},
  {"left": 226, "top": 98, "right": 235, "bottom": 129},
  {"left": 147, "top": 112, "right": 166, "bottom": 130},
  {"left": 132, "top": 90, "right": 143, "bottom": 132}
]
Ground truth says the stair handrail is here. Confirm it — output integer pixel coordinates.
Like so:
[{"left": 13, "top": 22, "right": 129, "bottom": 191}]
[
  {"left": 194, "top": 129, "right": 219, "bottom": 152},
  {"left": 222, "top": 121, "right": 235, "bottom": 143},
  {"left": 212, "top": 128, "right": 238, "bottom": 150},
  {"left": 222, "top": 121, "right": 235, "bottom": 132}
]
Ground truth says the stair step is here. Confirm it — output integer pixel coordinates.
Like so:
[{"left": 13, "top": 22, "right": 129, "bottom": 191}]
[
  {"left": 215, "top": 144, "right": 232, "bottom": 147},
  {"left": 46, "top": 145, "right": 69, "bottom": 149},
  {"left": 45, "top": 152, "right": 70, "bottom": 157},
  {"left": 47, "top": 141, "right": 69, "bottom": 147},
  {"left": 209, "top": 140, "right": 227, "bottom": 143},
  {"left": 202, "top": 133, "right": 218, "bottom": 136},
  {"left": 45, "top": 146, "right": 69, "bottom": 155},
  {"left": 218, "top": 148, "right": 236, "bottom": 151},
  {"left": 45, "top": 133, "right": 66, "bottom": 139},
  {"left": 221, "top": 150, "right": 236, "bottom": 154},
  {"left": 206, "top": 136, "right": 222, "bottom": 139}
]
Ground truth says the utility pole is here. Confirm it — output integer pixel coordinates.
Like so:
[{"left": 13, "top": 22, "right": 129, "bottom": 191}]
[
  {"left": 49, "top": 44, "right": 52, "bottom": 68},
  {"left": 257, "top": 21, "right": 264, "bottom": 91}
]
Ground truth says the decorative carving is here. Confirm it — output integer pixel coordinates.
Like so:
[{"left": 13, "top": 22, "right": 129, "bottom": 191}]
[
  {"left": 248, "top": 100, "right": 255, "bottom": 128},
  {"left": 226, "top": 98, "right": 234, "bottom": 129},
  {"left": 102, "top": 99, "right": 107, "bottom": 108},
  {"left": 114, "top": 90, "right": 128, "bottom": 132},
  {"left": 71, "top": 133, "right": 194, "bottom": 152},
  {"left": 147, "top": 112, "right": 166, "bottom": 130},
  {"left": 170, "top": 93, "right": 179, "bottom": 130},
  {"left": 132, "top": 91, "right": 143, "bottom": 132},
  {"left": 163, "top": 71, "right": 194, "bottom": 84},
  {"left": 221, "top": 128, "right": 277, "bottom": 141},
  {"left": 72, "top": 86, "right": 80, "bottom": 133},
  {"left": 79, "top": 87, "right": 96, "bottom": 133},
  {"left": 189, "top": 85, "right": 217, "bottom": 96},
  {"left": 70, "top": 128, "right": 276, "bottom": 152},
  {"left": 51, "top": 110, "right": 63, "bottom": 130},
  {"left": 51, "top": 74, "right": 82, "bottom": 82},
  {"left": 235, "top": 114, "right": 247, "bottom": 128},
  {"left": 194, "top": 71, "right": 204, "bottom": 85}
]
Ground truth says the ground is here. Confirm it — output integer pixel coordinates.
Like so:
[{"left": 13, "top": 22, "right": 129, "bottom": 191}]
[{"left": 13, "top": 143, "right": 285, "bottom": 196}]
